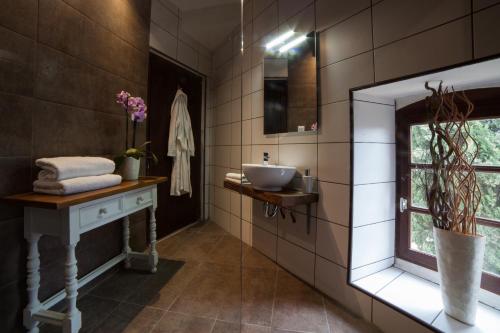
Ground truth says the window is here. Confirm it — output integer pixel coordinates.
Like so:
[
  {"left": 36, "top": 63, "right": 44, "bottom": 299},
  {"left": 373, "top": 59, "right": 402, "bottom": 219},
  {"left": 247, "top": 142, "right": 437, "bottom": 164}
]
[{"left": 396, "top": 88, "right": 500, "bottom": 294}]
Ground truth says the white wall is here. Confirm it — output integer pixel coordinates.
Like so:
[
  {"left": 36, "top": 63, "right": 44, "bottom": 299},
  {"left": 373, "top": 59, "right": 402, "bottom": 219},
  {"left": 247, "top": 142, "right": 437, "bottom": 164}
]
[{"left": 205, "top": 0, "right": 500, "bottom": 331}]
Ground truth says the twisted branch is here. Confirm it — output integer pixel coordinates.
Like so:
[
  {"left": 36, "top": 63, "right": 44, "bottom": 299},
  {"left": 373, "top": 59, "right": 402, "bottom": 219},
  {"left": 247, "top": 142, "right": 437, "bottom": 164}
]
[{"left": 424, "top": 82, "right": 481, "bottom": 235}]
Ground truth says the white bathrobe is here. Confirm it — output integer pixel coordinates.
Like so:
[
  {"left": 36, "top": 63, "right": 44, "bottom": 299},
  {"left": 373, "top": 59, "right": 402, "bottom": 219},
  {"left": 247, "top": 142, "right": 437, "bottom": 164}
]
[{"left": 168, "top": 89, "right": 195, "bottom": 197}]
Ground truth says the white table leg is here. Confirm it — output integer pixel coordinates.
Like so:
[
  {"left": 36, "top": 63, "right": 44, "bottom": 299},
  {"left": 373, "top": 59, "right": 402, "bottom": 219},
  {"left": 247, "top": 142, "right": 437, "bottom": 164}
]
[
  {"left": 62, "top": 243, "right": 81, "bottom": 333},
  {"left": 24, "top": 233, "right": 41, "bottom": 333},
  {"left": 122, "top": 216, "right": 131, "bottom": 268},
  {"left": 148, "top": 206, "right": 158, "bottom": 273}
]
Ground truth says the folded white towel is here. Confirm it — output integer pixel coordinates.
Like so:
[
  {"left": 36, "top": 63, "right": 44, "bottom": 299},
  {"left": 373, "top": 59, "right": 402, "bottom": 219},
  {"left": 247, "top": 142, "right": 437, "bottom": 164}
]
[
  {"left": 33, "top": 174, "right": 122, "bottom": 195},
  {"left": 225, "top": 173, "right": 246, "bottom": 180},
  {"left": 36, "top": 156, "right": 115, "bottom": 181},
  {"left": 224, "top": 177, "right": 250, "bottom": 185}
]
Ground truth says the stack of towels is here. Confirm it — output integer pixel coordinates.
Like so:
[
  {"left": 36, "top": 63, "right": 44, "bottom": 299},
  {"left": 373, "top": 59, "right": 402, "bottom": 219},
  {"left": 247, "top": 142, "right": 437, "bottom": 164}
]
[
  {"left": 34, "top": 157, "right": 122, "bottom": 195},
  {"left": 225, "top": 173, "right": 249, "bottom": 184}
]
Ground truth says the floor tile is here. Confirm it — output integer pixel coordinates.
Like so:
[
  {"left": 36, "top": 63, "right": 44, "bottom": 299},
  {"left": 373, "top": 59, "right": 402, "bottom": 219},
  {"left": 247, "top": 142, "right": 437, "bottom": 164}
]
[
  {"left": 152, "top": 311, "right": 215, "bottom": 333},
  {"left": 241, "top": 267, "right": 277, "bottom": 326},
  {"left": 124, "top": 259, "right": 185, "bottom": 309},
  {"left": 272, "top": 270, "right": 329, "bottom": 333},
  {"left": 212, "top": 321, "right": 273, "bottom": 333},
  {"left": 92, "top": 303, "right": 164, "bottom": 333}
]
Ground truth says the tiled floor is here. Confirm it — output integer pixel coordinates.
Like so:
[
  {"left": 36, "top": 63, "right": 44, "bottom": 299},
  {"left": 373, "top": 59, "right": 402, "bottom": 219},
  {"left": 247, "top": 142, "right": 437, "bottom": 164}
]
[{"left": 42, "top": 221, "right": 380, "bottom": 333}]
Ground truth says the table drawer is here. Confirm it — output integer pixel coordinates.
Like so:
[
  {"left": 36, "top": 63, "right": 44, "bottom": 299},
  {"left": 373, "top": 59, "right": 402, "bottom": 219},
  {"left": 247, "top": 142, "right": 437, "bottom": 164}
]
[
  {"left": 79, "top": 198, "right": 123, "bottom": 228},
  {"left": 123, "top": 189, "right": 153, "bottom": 210}
]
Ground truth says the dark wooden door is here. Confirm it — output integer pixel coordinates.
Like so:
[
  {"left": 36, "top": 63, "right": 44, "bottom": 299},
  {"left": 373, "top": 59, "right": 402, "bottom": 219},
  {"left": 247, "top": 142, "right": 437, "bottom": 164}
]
[{"left": 147, "top": 52, "right": 203, "bottom": 238}]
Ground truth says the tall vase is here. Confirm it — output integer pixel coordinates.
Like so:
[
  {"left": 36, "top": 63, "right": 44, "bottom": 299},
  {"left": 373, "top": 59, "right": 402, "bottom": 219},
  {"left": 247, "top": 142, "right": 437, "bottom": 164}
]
[
  {"left": 433, "top": 227, "right": 485, "bottom": 325},
  {"left": 122, "top": 157, "right": 140, "bottom": 180}
]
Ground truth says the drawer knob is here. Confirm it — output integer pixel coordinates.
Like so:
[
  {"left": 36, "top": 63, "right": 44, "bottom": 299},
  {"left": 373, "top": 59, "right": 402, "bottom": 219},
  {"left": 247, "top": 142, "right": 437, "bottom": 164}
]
[
  {"left": 136, "top": 196, "right": 144, "bottom": 205},
  {"left": 98, "top": 208, "right": 108, "bottom": 216}
]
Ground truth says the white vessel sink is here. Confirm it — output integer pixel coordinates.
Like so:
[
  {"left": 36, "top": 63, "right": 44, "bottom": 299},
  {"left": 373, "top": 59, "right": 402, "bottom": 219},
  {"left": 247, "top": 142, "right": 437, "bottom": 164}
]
[{"left": 242, "top": 164, "right": 296, "bottom": 191}]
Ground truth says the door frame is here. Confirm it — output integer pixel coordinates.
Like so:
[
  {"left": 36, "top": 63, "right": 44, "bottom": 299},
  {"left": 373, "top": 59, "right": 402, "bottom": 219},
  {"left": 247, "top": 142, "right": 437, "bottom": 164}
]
[{"left": 147, "top": 48, "right": 208, "bottom": 222}]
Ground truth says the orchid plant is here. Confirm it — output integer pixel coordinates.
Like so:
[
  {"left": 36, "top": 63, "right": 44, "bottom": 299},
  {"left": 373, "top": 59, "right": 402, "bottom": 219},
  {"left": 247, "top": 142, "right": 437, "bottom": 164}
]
[{"left": 114, "top": 91, "right": 158, "bottom": 167}]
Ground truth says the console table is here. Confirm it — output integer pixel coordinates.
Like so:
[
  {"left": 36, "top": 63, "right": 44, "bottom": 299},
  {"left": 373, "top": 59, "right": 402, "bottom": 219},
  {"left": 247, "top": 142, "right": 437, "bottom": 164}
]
[{"left": 3, "top": 176, "right": 167, "bottom": 333}]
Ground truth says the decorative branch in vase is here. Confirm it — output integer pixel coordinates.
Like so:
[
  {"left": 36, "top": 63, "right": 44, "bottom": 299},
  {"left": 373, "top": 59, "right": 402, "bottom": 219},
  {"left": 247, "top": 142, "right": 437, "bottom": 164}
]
[
  {"left": 422, "top": 82, "right": 484, "bottom": 325},
  {"left": 115, "top": 91, "right": 158, "bottom": 180}
]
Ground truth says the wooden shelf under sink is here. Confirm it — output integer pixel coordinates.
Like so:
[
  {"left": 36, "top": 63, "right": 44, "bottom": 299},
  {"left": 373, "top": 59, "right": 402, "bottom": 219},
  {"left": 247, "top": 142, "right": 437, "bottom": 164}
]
[{"left": 223, "top": 180, "right": 318, "bottom": 208}]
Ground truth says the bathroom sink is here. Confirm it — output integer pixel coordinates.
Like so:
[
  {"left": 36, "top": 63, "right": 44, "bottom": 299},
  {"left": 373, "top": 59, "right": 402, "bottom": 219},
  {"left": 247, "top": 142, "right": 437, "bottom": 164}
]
[{"left": 242, "top": 164, "right": 296, "bottom": 191}]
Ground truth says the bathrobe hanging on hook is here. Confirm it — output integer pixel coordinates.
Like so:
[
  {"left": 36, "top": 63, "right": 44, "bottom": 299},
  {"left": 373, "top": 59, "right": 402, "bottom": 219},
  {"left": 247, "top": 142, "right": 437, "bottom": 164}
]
[{"left": 168, "top": 88, "right": 195, "bottom": 197}]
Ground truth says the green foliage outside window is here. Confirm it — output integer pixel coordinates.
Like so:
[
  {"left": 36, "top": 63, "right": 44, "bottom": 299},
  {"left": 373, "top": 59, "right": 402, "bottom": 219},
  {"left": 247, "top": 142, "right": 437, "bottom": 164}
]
[{"left": 409, "top": 119, "right": 499, "bottom": 276}]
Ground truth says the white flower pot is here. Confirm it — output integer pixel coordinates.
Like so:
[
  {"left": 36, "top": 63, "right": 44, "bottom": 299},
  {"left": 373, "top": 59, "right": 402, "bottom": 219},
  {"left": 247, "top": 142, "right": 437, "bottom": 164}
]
[
  {"left": 433, "top": 227, "right": 485, "bottom": 325},
  {"left": 122, "top": 157, "right": 140, "bottom": 180}
]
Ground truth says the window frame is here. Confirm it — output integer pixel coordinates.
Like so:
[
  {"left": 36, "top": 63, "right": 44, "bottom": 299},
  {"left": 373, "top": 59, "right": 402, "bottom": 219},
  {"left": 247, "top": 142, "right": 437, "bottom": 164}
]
[{"left": 395, "top": 87, "right": 500, "bottom": 295}]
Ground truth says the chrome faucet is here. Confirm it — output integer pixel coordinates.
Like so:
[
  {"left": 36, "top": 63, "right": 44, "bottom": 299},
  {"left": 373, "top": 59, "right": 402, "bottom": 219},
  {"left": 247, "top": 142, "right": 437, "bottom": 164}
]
[{"left": 263, "top": 152, "right": 269, "bottom": 166}]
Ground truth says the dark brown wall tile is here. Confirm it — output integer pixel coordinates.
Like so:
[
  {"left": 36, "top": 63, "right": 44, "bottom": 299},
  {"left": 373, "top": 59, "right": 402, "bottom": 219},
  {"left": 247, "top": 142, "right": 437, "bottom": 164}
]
[
  {"left": 35, "top": 45, "right": 146, "bottom": 115},
  {"left": 32, "top": 101, "right": 126, "bottom": 159},
  {"left": 38, "top": 0, "right": 148, "bottom": 84},
  {"left": 0, "top": 0, "right": 150, "bottom": 330},
  {"left": 0, "top": 26, "right": 35, "bottom": 96},
  {"left": 0, "top": 281, "right": 25, "bottom": 333},
  {"left": 0, "top": 218, "right": 25, "bottom": 287},
  {"left": 0, "top": 0, "right": 37, "bottom": 39},
  {"left": 0, "top": 93, "right": 34, "bottom": 157},
  {"left": 62, "top": 0, "right": 151, "bottom": 52}
]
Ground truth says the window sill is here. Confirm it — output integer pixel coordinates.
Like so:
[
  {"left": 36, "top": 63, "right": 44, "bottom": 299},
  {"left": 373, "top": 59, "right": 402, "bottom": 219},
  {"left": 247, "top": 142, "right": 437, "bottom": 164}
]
[{"left": 352, "top": 267, "right": 500, "bottom": 332}]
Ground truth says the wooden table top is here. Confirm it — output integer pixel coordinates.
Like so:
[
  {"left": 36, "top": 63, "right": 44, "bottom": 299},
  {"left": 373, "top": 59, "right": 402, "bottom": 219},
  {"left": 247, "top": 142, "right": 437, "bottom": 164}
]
[
  {"left": 224, "top": 180, "right": 318, "bottom": 208},
  {"left": 2, "top": 176, "right": 167, "bottom": 210}
]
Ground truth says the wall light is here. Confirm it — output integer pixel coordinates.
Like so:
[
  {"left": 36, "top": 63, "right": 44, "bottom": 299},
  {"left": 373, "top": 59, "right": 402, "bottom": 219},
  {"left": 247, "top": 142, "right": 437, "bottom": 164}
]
[
  {"left": 266, "top": 31, "right": 294, "bottom": 50},
  {"left": 279, "top": 35, "right": 307, "bottom": 53}
]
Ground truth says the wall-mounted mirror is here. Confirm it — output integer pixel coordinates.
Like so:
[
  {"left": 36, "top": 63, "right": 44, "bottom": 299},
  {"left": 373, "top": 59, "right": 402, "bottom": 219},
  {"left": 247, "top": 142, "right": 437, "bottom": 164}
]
[{"left": 263, "top": 31, "right": 318, "bottom": 134}]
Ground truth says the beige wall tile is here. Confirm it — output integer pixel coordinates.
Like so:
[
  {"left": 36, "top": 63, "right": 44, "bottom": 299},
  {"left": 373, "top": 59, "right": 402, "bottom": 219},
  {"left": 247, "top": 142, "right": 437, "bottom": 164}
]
[
  {"left": 253, "top": 2, "right": 278, "bottom": 42},
  {"left": 215, "top": 124, "right": 232, "bottom": 146},
  {"left": 251, "top": 144, "right": 279, "bottom": 164},
  {"left": 278, "top": 209, "right": 316, "bottom": 252},
  {"left": 315, "top": 256, "right": 372, "bottom": 321},
  {"left": 242, "top": 70, "right": 252, "bottom": 96},
  {"left": 316, "top": 0, "right": 371, "bottom": 32},
  {"left": 318, "top": 143, "right": 350, "bottom": 184},
  {"left": 252, "top": 224, "right": 278, "bottom": 260},
  {"left": 473, "top": 0, "right": 500, "bottom": 11},
  {"left": 277, "top": 238, "right": 315, "bottom": 285},
  {"left": 252, "top": 117, "right": 279, "bottom": 144},
  {"left": 474, "top": 4, "right": 500, "bottom": 58},
  {"left": 214, "top": 146, "right": 231, "bottom": 167},
  {"left": 318, "top": 101, "right": 350, "bottom": 143},
  {"left": 374, "top": 17, "right": 472, "bottom": 82},
  {"left": 317, "top": 182, "right": 349, "bottom": 226},
  {"left": 251, "top": 64, "right": 264, "bottom": 92},
  {"left": 320, "top": 52, "right": 374, "bottom": 104},
  {"left": 150, "top": 22, "right": 177, "bottom": 59},
  {"left": 316, "top": 219, "right": 349, "bottom": 267},
  {"left": 373, "top": 0, "right": 470, "bottom": 47},
  {"left": 320, "top": 9, "right": 372, "bottom": 67},
  {"left": 230, "top": 146, "right": 241, "bottom": 169},
  {"left": 278, "top": 0, "right": 313, "bottom": 23},
  {"left": 279, "top": 143, "right": 317, "bottom": 177},
  {"left": 231, "top": 122, "right": 242, "bottom": 145},
  {"left": 231, "top": 99, "right": 242, "bottom": 123},
  {"left": 251, "top": 90, "right": 264, "bottom": 118},
  {"left": 177, "top": 40, "right": 198, "bottom": 70},
  {"left": 242, "top": 119, "right": 252, "bottom": 145}
]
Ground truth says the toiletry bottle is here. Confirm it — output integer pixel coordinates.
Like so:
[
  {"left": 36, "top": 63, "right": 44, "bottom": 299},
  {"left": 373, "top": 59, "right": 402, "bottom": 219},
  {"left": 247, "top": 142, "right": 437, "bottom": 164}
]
[{"left": 303, "top": 168, "right": 313, "bottom": 193}]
